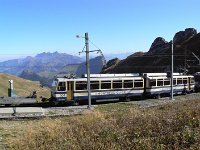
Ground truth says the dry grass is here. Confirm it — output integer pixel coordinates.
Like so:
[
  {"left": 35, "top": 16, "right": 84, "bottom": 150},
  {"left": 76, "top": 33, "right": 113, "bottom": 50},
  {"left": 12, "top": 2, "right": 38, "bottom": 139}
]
[
  {"left": 0, "top": 73, "right": 50, "bottom": 100},
  {"left": 6, "top": 99, "right": 200, "bottom": 150}
]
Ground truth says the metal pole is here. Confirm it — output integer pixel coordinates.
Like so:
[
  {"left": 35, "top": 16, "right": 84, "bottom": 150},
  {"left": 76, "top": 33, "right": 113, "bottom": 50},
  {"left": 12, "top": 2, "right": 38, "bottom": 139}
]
[
  {"left": 85, "top": 32, "right": 92, "bottom": 108},
  {"left": 171, "top": 41, "right": 174, "bottom": 100},
  {"left": 8, "top": 80, "right": 14, "bottom": 97},
  {"left": 184, "top": 47, "right": 186, "bottom": 74}
]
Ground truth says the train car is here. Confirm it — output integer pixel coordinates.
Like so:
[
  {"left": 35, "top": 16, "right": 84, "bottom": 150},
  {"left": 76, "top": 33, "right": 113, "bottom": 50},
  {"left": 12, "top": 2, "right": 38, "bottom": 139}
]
[
  {"left": 50, "top": 74, "right": 144, "bottom": 104},
  {"left": 144, "top": 73, "right": 195, "bottom": 98},
  {"left": 50, "top": 73, "right": 195, "bottom": 105}
]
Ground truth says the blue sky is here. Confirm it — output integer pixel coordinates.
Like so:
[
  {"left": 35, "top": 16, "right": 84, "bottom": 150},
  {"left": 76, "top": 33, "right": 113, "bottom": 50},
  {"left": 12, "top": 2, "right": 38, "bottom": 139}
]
[{"left": 0, "top": 0, "right": 199, "bottom": 60}]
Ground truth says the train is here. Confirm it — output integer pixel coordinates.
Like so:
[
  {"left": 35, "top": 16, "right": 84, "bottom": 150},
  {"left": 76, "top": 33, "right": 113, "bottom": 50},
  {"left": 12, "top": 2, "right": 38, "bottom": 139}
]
[{"left": 50, "top": 73, "right": 195, "bottom": 105}]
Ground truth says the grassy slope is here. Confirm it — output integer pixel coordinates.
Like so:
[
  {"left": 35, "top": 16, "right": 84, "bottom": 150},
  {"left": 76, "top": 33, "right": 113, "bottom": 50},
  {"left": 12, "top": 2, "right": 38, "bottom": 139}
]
[
  {"left": 2, "top": 99, "right": 200, "bottom": 150},
  {"left": 38, "top": 65, "right": 80, "bottom": 78},
  {"left": 0, "top": 73, "right": 51, "bottom": 99}
]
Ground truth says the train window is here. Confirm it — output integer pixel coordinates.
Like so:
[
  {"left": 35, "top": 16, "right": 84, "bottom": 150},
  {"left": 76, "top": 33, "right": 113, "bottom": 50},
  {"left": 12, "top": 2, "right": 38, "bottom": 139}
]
[
  {"left": 150, "top": 79, "right": 156, "bottom": 87},
  {"left": 164, "top": 79, "right": 170, "bottom": 86},
  {"left": 177, "top": 79, "right": 183, "bottom": 84},
  {"left": 183, "top": 78, "right": 188, "bottom": 84},
  {"left": 157, "top": 79, "right": 163, "bottom": 86},
  {"left": 191, "top": 78, "right": 195, "bottom": 84},
  {"left": 91, "top": 81, "right": 99, "bottom": 90},
  {"left": 113, "top": 80, "right": 122, "bottom": 89},
  {"left": 76, "top": 81, "right": 87, "bottom": 90},
  {"left": 124, "top": 80, "right": 133, "bottom": 88},
  {"left": 134, "top": 80, "right": 143, "bottom": 88},
  {"left": 101, "top": 81, "right": 111, "bottom": 89},
  {"left": 173, "top": 79, "right": 177, "bottom": 85},
  {"left": 57, "top": 82, "right": 66, "bottom": 91}
]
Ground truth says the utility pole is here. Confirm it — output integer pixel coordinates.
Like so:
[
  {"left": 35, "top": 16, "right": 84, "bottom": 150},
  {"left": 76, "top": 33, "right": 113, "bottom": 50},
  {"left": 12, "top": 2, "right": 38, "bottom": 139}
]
[
  {"left": 171, "top": 41, "right": 174, "bottom": 100},
  {"left": 184, "top": 47, "right": 187, "bottom": 74},
  {"left": 77, "top": 32, "right": 104, "bottom": 109},
  {"left": 85, "top": 32, "right": 92, "bottom": 109}
]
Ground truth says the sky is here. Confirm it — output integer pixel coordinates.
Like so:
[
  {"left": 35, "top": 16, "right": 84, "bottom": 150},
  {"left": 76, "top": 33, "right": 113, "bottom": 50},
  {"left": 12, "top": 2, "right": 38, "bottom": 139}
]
[{"left": 0, "top": 0, "right": 200, "bottom": 61}]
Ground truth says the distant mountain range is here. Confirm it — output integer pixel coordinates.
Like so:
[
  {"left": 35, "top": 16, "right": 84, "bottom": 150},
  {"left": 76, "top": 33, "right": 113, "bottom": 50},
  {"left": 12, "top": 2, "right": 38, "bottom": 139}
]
[
  {"left": 0, "top": 52, "right": 84, "bottom": 76},
  {"left": 19, "top": 56, "right": 105, "bottom": 86},
  {"left": 0, "top": 50, "right": 129, "bottom": 86},
  {"left": 76, "top": 56, "right": 105, "bottom": 77}
]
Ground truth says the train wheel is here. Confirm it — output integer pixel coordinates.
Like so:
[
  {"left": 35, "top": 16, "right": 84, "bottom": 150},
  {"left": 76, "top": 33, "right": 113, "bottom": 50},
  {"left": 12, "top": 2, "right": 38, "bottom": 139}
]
[
  {"left": 125, "top": 97, "right": 131, "bottom": 102},
  {"left": 120, "top": 97, "right": 130, "bottom": 102},
  {"left": 50, "top": 101, "right": 59, "bottom": 106},
  {"left": 92, "top": 99, "right": 96, "bottom": 104},
  {"left": 73, "top": 101, "right": 79, "bottom": 106},
  {"left": 182, "top": 90, "right": 187, "bottom": 95},
  {"left": 155, "top": 94, "right": 161, "bottom": 99}
]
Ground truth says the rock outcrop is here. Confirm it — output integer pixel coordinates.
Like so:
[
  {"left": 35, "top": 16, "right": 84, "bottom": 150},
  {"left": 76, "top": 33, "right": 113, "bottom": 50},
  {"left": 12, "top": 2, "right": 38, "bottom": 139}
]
[
  {"left": 101, "top": 28, "right": 200, "bottom": 74},
  {"left": 173, "top": 28, "right": 197, "bottom": 45},
  {"left": 147, "top": 37, "right": 170, "bottom": 55},
  {"left": 101, "top": 58, "right": 120, "bottom": 73}
]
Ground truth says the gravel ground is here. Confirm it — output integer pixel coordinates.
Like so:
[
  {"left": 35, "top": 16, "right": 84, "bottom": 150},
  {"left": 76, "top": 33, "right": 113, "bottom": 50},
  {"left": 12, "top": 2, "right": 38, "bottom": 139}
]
[
  {"left": 43, "top": 93, "right": 200, "bottom": 116},
  {"left": 128, "top": 93, "right": 200, "bottom": 108},
  {"left": 43, "top": 105, "right": 92, "bottom": 116},
  {"left": 0, "top": 93, "right": 200, "bottom": 119}
]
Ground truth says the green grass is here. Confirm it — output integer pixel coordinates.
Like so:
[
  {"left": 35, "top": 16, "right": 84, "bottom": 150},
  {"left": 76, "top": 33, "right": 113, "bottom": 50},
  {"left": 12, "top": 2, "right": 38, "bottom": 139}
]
[
  {"left": 95, "top": 102, "right": 137, "bottom": 112},
  {"left": 38, "top": 71, "right": 56, "bottom": 78},
  {"left": 38, "top": 65, "right": 79, "bottom": 79},
  {"left": 60, "top": 64, "right": 79, "bottom": 74}
]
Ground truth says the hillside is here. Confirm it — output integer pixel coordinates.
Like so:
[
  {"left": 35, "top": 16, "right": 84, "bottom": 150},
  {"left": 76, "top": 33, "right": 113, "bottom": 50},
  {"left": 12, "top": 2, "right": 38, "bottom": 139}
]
[
  {"left": 20, "top": 64, "right": 80, "bottom": 87},
  {"left": 76, "top": 56, "right": 105, "bottom": 77},
  {"left": 0, "top": 73, "right": 50, "bottom": 99},
  {"left": 102, "top": 28, "right": 200, "bottom": 74}
]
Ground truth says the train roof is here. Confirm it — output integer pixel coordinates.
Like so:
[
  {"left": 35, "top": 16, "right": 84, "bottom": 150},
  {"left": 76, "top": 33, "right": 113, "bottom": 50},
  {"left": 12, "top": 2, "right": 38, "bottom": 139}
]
[
  {"left": 147, "top": 75, "right": 193, "bottom": 80},
  {"left": 54, "top": 73, "right": 194, "bottom": 82},
  {"left": 143, "top": 73, "right": 181, "bottom": 77},
  {"left": 83, "top": 73, "right": 140, "bottom": 78},
  {"left": 55, "top": 76, "right": 143, "bottom": 82}
]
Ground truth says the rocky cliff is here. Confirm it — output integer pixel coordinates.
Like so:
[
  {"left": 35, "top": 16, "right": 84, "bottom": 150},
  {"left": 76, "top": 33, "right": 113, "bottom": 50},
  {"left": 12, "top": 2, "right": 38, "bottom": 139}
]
[{"left": 102, "top": 28, "right": 200, "bottom": 74}]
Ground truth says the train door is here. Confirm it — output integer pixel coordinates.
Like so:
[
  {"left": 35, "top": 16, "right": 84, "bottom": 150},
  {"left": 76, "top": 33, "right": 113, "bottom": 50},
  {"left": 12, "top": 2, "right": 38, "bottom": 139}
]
[
  {"left": 67, "top": 81, "right": 74, "bottom": 100},
  {"left": 188, "top": 77, "right": 191, "bottom": 91}
]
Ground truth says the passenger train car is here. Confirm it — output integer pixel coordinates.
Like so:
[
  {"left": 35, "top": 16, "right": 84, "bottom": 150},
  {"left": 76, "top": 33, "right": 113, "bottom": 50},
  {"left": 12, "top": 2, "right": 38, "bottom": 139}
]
[
  {"left": 50, "top": 73, "right": 195, "bottom": 105},
  {"left": 144, "top": 73, "right": 195, "bottom": 98}
]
